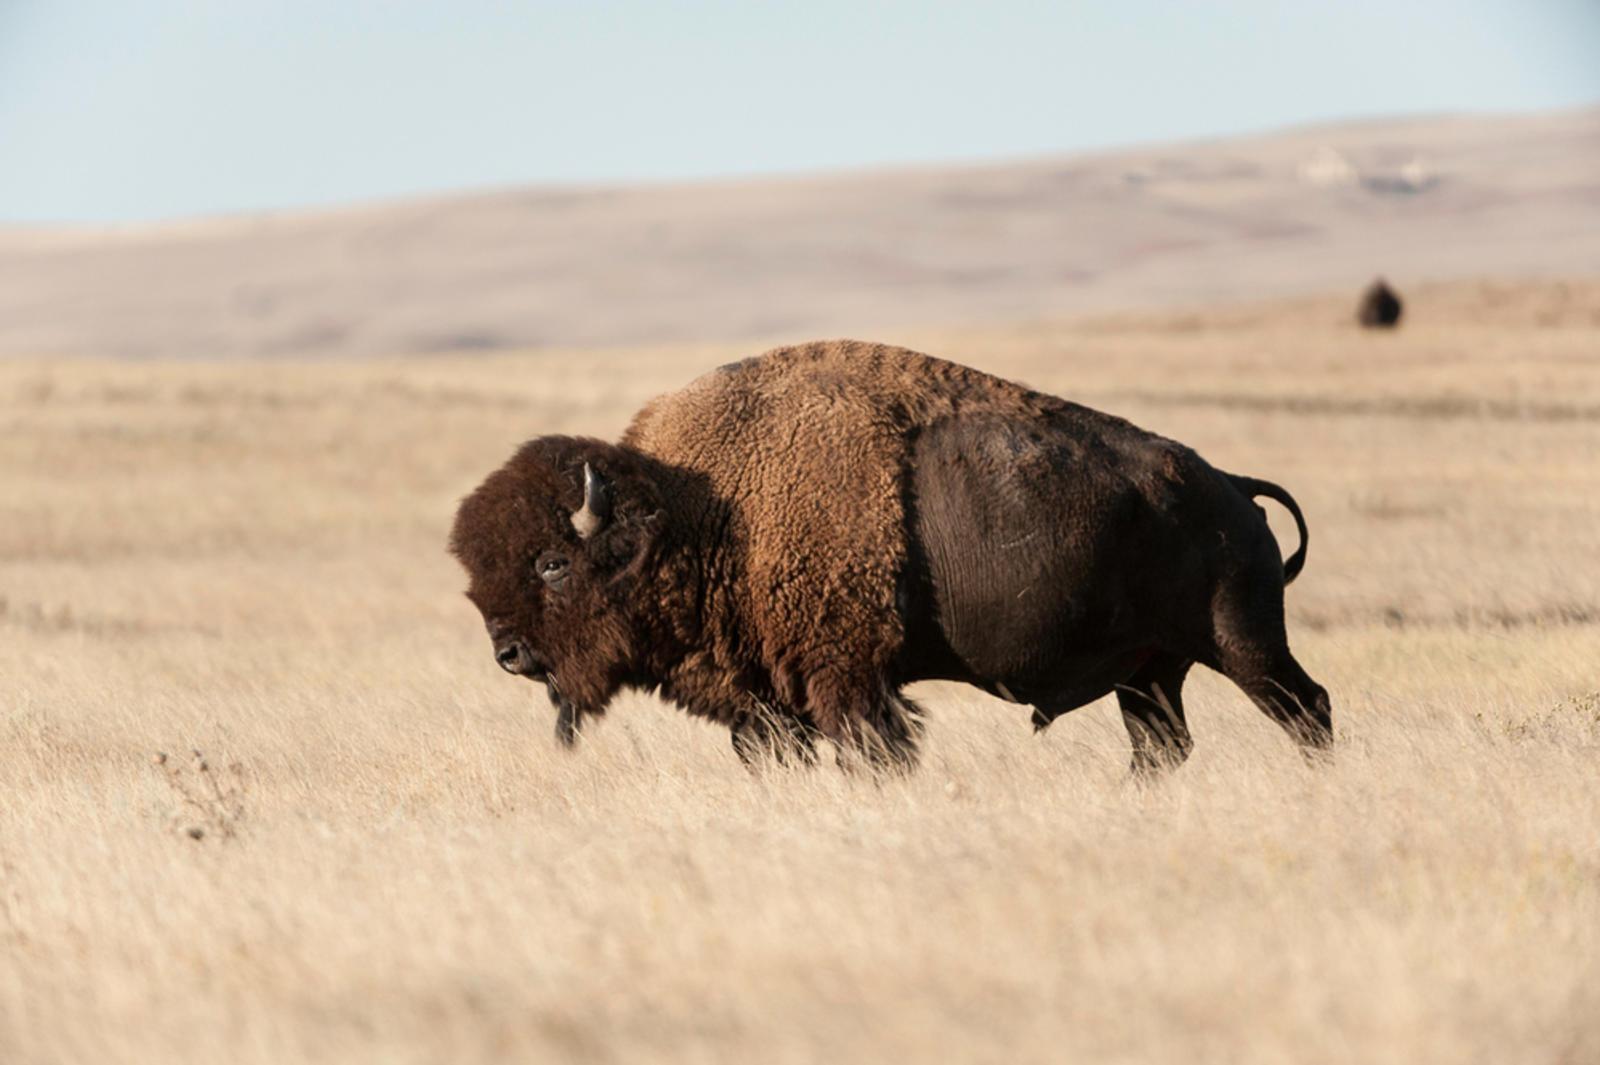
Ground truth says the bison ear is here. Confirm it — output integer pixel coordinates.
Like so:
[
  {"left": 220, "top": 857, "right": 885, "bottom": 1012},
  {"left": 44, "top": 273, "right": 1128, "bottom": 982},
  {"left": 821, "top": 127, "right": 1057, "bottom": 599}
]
[
  {"left": 570, "top": 462, "right": 612, "bottom": 540},
  {"left": 567, "top": 452, "right": 663, "bottom": 581},
  {"left": 605, "top": 506, "right": 663, "bottom": 586}
]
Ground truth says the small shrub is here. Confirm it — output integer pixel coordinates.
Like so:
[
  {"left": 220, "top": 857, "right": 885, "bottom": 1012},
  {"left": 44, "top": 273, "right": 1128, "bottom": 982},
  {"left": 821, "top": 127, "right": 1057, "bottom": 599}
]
[{"left": 151, "top": 749, "right": 248, "bottom": 842}]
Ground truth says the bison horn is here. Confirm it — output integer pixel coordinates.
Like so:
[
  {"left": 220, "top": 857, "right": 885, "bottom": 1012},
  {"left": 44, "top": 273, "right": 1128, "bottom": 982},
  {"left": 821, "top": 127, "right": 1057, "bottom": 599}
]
[{"left": 570, "top": 461, "right": 611, "bottom": 539}]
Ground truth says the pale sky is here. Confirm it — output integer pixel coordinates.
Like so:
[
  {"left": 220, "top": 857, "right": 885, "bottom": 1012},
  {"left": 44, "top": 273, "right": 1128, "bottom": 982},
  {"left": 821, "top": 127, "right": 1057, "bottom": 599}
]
[{"left": 2, "top": 0, "right": 1597, "bottom": 223}]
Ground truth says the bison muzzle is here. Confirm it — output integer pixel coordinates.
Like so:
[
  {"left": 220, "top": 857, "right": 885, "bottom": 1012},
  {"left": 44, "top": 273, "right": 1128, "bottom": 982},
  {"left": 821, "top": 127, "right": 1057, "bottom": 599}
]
[{"left": 450, "top": 341, "right": 1332, "bottom": 774}]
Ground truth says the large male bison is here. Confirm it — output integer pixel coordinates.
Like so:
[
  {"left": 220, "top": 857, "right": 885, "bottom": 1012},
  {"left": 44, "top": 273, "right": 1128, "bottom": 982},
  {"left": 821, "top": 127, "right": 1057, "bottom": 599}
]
[{"left": 451, "top": 341, "right": 1331, "bottom": 773}]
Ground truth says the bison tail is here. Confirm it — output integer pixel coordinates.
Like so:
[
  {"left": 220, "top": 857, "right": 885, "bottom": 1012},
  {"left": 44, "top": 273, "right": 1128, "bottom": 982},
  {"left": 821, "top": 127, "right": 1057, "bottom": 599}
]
[{"left": 1229, "top": 475, "right": 1310, "bottom": 585}]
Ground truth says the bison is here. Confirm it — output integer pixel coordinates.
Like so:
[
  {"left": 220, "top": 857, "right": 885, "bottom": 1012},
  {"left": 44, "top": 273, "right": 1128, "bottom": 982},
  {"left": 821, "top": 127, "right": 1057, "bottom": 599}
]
[
  {"left": 450, "top": 341, "right": 1332, "bottom": 773},
  {"left": 1357, "top": 278, "right": 1403, "bottom": 328}
]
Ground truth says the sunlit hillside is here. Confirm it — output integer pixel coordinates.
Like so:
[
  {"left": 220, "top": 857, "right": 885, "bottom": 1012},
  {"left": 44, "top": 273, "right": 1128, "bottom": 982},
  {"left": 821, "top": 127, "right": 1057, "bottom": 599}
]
[{"left": 1, "top": 108, "right": 1596, "bottom": 359}]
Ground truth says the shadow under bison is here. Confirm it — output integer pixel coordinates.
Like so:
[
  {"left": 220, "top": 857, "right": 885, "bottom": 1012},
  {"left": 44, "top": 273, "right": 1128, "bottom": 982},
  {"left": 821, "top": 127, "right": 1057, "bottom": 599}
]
[{"left": 450, "top": 341, "right": 1331, "bottom": 774}]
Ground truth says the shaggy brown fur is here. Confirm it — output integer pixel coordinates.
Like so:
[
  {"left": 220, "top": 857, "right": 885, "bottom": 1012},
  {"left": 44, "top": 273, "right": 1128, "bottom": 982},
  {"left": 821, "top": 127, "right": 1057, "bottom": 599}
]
[
  {"left": 450, "top": 340, "right": 1331, "bottom": 772},
  {"left": 621, "top": 344, "right": 1062, "bottom": 751}
]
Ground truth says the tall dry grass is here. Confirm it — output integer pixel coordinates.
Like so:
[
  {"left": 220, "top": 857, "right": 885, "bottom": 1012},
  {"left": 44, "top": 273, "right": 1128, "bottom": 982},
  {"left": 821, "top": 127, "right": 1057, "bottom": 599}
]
[{"left": 2, "top": 280, "right": 1598, "bottom": 1064}]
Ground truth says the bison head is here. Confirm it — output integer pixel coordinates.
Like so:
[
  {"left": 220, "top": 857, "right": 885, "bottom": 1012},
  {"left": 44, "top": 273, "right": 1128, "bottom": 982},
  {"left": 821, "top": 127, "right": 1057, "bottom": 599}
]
[{"left": 449, "top": 436, "right": 663, "bottom": 746}]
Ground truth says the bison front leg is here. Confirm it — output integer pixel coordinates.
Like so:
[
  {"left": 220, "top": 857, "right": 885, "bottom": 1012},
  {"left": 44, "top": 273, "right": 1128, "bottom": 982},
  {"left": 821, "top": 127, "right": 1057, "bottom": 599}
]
[
  {"left": 822, "top": 690, "right": 924, "bottom": 776},
  {"left": 1114, "top": 654, "right": 1194, "bottom": 776},
  {"left": 730, "top": 703, "right": 821, "bottom": 770}
]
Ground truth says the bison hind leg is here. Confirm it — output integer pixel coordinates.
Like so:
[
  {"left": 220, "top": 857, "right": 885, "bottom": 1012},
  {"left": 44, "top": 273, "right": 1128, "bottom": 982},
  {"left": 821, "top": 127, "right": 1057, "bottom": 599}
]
[
  {"left": 1208, "top": 558, "right": 1333, "bottom": 761},
  {"left": 1223, "top": 651, "right": 1333, "bottom": 762}
]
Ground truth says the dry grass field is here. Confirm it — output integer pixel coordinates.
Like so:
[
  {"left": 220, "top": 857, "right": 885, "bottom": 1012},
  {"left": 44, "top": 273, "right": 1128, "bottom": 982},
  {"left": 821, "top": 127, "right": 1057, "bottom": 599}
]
[{"left": 3, "top": 278, "right": 1599, "bottom": 1064}]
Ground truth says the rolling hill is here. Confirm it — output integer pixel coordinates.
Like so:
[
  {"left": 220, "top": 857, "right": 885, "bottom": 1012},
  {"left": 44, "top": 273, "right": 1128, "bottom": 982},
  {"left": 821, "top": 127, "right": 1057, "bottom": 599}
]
[{"left": 0, "top": 107, "right": 1595, "bottom": 358}]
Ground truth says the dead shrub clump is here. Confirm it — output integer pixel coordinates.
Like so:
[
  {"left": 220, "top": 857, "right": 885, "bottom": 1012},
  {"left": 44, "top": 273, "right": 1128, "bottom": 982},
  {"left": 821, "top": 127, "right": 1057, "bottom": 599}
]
[{"left": 151, "top": 749, "right": 248, "bottom": 842}]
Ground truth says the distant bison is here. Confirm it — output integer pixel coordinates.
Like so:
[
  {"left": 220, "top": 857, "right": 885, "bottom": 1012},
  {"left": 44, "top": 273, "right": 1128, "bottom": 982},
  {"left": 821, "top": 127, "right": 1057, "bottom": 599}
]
[
  {"left": 450, "top": 342, "right": 1331, "bottom": 773},
  {"left": 1358, "top": 278, "right": 1403, "bottom": 328}
]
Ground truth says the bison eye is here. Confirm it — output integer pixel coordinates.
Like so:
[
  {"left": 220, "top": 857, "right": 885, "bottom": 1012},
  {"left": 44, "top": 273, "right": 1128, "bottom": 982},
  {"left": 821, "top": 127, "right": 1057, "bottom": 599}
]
[{"left": 537, "top": 554, "right": 570, "bottom": 584}]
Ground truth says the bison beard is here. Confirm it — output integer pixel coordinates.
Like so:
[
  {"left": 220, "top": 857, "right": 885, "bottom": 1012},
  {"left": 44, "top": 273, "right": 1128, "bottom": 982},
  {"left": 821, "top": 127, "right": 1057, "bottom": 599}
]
[
  {"left": 450, "top": 340, "right": 1332, "bottom": 775},
  {"left": 548, "top": 675, "right": 578, "bottom": 747}
]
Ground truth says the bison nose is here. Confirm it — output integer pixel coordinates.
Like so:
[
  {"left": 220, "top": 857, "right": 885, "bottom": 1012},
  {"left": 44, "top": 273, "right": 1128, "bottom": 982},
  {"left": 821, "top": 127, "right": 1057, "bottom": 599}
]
[{"left": 495, "top": 640, "right": 530, "bottom": 675}]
